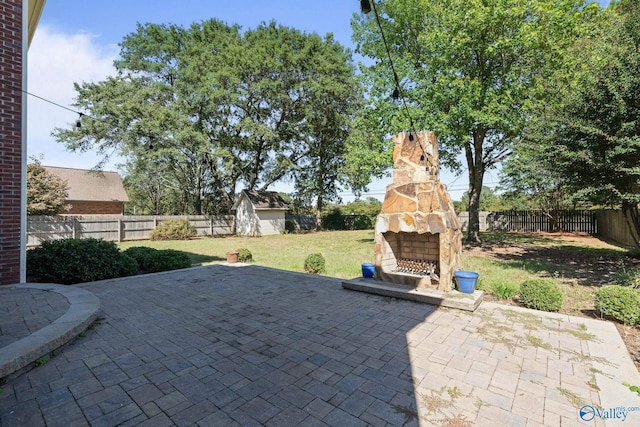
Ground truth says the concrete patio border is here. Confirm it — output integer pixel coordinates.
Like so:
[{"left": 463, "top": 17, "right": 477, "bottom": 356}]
[{"left": 0, "top": 283, "right": 100, "bottom": 380}]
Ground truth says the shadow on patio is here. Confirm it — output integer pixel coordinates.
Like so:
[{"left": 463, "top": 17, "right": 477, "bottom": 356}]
[{"left": 0, "top": 264, "right": 639, "bottom": 426}]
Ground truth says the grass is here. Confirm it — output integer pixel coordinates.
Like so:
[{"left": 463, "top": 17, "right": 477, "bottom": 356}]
[
  {"left": 118, "top": 230, "right": 376, "bottom": 279},
  {"left": 117, "top": 229, "right": 634, "bottom": 311},
  {"left": 461, "top": 255, "right": 537, "bottom": 292}
]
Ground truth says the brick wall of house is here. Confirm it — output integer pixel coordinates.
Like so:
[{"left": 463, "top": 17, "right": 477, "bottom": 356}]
[
  {"left": 64, "top": 201, "right": 125, "bottom": 216},
  {"left": 0, "top": 0, "right": 23, "bottom": 285}
]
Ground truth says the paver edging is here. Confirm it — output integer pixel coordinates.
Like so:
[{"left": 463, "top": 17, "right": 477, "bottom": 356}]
[{"left": 0, "top": 283, "right": 100, "bottom": 380}]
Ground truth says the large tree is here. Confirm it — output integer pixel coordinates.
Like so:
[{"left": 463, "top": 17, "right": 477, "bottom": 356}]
[
  {"left": 27, "top": 161, "right": 70, "bottom": 216},
  {"left": 518, "top": 0, "right": 640, "bottom": 246},
  {"left": 55, "top": 20, "right": 361, "bottom": 215},
  {"left": 499, "top": 139, "right": 575, "bottom": 230},
  {"left": 351, "top": 0, "right": 597, "bottom": 242}
]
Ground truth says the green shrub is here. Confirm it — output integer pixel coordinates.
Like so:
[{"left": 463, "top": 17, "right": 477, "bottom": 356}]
[
  {"left": 321, "top": 210, "right": 376, "bottom": 230},
  {"left": 595, "top": 285, "right": 640, "bottom": 325},
  {"left": 27, "top": 238, "right": 131, "bottom": 284},
  {"left": 123, "top": 246, "right": 191, "bottom": 273},
  {"left": 285, "top": 220, "right": 296, "bottom": 234},
  {"left": 321, "top": 209, "right": 344, "bottom": 230},
  {"left": 304, "top": 253, "right": 326, "bottom": 274},
  {"left": 352, "top": 215, "right": 376, "bottom": 230},
  {"left": 143, "top": 249, "right": 192, "bottom": 272},
  {"left": 119, "top": 254, "right": 139, "bottom": 277},
  {"left": 518, "top": 279, "right": 564, "bottom": 311},
  {"left": 490, "top": 282, "right": 518, "bottom": 300},
  {"left": 150, "top": 219, "right": 196, "bottom": 240},
  {"left": 236, "top": 248, "right": 253, "bottom": 263},
  {"left": 123, "top": 246, "right": 159, "bottom": 271}
]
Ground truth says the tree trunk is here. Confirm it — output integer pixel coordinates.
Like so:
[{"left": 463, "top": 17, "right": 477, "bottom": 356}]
[
  {"left": 466, "top": 179, "right": 483, "bottom": 243},
  {"left": 465, "top": 130, "right": 486, "bottom": 243},
  {"left": 315, "top": 196, "right": 324, "bottom": 231},
  {"left": 315, "top": 156, "right": 326, "bottom": 231}
]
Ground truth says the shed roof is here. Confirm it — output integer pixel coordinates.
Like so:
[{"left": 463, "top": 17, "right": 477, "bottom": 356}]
[
  {"left": 233, "top": 190, "right": 288, "bottom": 211},
  {"left": 43, "top": 166, "right": 129, "bottom": 202}
]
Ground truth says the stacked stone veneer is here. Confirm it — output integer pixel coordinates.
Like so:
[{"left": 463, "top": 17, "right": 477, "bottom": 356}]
[{"left": 374, "top": 131, "right": 462, "bottom": 291}]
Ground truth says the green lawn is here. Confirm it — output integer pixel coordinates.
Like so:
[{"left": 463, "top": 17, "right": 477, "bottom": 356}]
[
  {"left": 119, "top": 230, "right": 377, "bottom": 279},
  {"left": 118, "top": 230, "right": 632, "bottom": 313}
]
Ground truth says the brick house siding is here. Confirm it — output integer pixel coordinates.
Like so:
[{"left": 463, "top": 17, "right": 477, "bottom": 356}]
[
  {"left": 65, "top": 201, "right": 125, "bottom": 216},
  {"left": 42, "top": 166, "right": 129, "bottom": 215},
  {"left": 0, "top": 0, "right": 24, "bottom": 285}
]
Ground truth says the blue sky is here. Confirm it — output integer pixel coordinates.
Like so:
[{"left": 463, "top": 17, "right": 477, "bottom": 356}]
[{"left": 28, "top": 0, "right": 610, "bottom": 201}]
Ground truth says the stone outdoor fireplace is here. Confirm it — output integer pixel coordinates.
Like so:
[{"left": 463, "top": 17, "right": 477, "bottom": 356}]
[{"left": 374, "top": 131, "right": 462, "bottom": 291}]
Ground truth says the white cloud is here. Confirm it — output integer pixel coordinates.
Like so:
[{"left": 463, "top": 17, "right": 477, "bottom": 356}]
[{"left": 27, "top": 26, "right": 120, "bottom": 170}]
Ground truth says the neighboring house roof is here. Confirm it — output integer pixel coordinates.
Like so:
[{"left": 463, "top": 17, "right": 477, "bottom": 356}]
[
  {"left": 43, "top": 166, "right": 129, "bottom": 202},
  {"left": 232, "top": 190, "right": 289, "bottom": 211}
]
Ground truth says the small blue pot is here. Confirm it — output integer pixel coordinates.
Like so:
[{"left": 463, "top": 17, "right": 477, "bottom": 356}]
[
  {"left": 454, "top": 270, "right": 479, "bottom": 294},
  {"left": 361, "top": 263, "right": 375, "bottom": 278}
]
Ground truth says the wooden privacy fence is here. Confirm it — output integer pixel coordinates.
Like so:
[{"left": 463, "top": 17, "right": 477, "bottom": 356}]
[
  {"left": 27, "top": 215, "right": 235, "bottom": 247},
  {"left": 485, "top": 210, "right": 597, "bottom": 233},
  {"left": 26, "top": 210, "right": 638, "bottom": 249},
  {"left": 595, "top": 210, "right": 639, "bottom": 248},
  {"left": 285, "top": 214, "right": 317, "bottom": 231}
]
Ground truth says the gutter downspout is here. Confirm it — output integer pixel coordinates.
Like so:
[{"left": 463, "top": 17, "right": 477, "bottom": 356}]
[{"left": 20, "top": 0, "right": 29, "bottom": 282}]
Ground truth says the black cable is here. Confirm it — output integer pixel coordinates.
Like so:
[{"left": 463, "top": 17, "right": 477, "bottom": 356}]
[
  {"left": 23, "top": 89, "right": 79, "bottom": 114},
  {"left": 20, "top": 88, "right": 104, "bottom": 126},
  {"left": 369, "top": 0, "right": 425, "bottom": 154}
]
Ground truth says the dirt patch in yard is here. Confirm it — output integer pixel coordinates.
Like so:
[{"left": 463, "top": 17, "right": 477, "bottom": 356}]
[
  {"left": 465, "top": 231, "right": 640, "bottom": 369},
  {"left": 465, "top": 232, "right": 636, "bottom": 286}
]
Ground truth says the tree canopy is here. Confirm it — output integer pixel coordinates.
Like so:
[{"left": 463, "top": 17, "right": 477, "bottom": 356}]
[
  {"left": 509, "top": 0, "right": 640, "bottom": 245},
  {"left": 55, "top": 20, "right": 362, "bottom": 215},
  {"left": 351, "top": 0, "right": 599, "bottom": 242},
  {"left": 27, "top": 161, "right": 70, "bottom": 216}
]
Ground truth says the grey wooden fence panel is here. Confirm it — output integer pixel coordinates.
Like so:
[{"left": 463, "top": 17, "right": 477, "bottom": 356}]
[
  {"left": 74, "top": 217, "right": 121, "bottom": 242},
  {"left": 208, "top": 216, "right": 236, "bottom": 236},
  {"left": 27, "top": 215, "right": 235, "bottom": 246},
  {"left": 596, "top": 210, "right": 639, "bottom": 247},
  {"left": 285, "top": 214, "right": 316, "bottom": 230},
  {"left": 121, "top": 216, "right": 156, "bottom": 241},
  {"left": 457, "top": 212, "right": 490, "bottom": 231},
  {"left": 27, "top": 216, "right": 75, "bottom": 247}
]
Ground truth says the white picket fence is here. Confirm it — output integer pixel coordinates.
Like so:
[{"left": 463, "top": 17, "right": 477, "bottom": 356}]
[{"left": 27, "top": 215, "right": 235, "bottom": 247}]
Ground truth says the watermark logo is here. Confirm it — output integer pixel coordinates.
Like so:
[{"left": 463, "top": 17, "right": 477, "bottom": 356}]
[{"left": 579, "top": 405, "right": 640, "bottom": 422}]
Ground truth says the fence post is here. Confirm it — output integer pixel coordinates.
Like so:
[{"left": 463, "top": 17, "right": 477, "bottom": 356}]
[
  {"left": 210, "top": 217, "right": 213, "bottom": 236},
  {"left": 72, "top": 217, "right": 77, "bottom": 239},
  {"left": 118, "top": 218, "right": 123, "bottom": 242}
]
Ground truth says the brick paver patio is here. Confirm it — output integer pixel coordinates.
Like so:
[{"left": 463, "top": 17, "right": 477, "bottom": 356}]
[{"left": 0, "top": 264, "right": 639, "bottom": 426}]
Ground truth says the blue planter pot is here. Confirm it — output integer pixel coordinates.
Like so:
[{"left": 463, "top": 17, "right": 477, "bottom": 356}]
[
  {"left": 454, "top": 270, "right": 479, "bottom": 294},
  {"left": 361, "top": 263, "right": 375, "bottom": 278}
]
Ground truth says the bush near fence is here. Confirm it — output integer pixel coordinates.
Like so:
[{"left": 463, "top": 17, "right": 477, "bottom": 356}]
[{"left": 322, "top": 212, "right": 377, "bottom": 230}]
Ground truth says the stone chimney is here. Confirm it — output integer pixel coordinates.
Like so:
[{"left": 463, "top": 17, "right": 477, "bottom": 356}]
[{"left": 374, "top": 131, "right": 462, "bottom": 291}]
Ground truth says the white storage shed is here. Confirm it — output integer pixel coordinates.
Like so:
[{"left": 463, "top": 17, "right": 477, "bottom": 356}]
[{"left": 233, "top": 190, "right": 289, "bottom": 236}]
